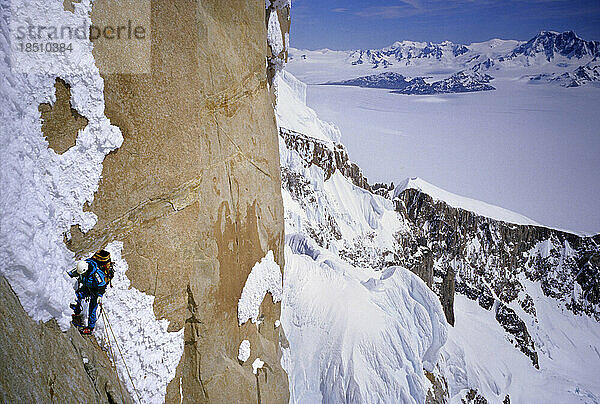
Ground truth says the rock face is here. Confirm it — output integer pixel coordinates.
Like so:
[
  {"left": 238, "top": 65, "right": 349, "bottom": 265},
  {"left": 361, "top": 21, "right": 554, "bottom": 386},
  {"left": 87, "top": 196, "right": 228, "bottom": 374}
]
[
  {"left": 64, "top": 1, "right": 289, "bottom": 402},
  {"left": 280, "top": 127, "right": 371, "bottom": 190},
  {"left": 0, "top": 276, "right": 134, "bottom": 404},
  {"left": 38, "top": 78, "right": 88, "bottom": 155}
]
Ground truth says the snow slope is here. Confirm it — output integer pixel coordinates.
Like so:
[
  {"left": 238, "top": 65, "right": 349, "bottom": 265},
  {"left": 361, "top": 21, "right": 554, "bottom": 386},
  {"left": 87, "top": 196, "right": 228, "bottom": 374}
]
[
  {"left": 396, "top": 177, "right": 539, "bottom": 226},
  {"left": 276, "top": 70, "right": 449, "bottom": 403},
  {"left": 441, "top": 293, "right": 600, "bottom": 403},
  {"left": 281, "top": 241, "right": 448, "bottom": 404}
]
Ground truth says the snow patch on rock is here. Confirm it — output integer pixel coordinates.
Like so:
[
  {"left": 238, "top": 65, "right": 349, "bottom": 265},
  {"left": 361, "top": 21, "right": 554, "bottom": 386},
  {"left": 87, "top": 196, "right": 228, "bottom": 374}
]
[
  {"left": 238, "top": 250, "right": 283, "bottom": 326},
  {"left": 99, "top": 242, "right": 184, "bottom": 404},
  {"left": 238, "top": 339, "right": 251, "bottom": 363},
  {"left": 252, "top": 357, "right": 265, "bottom": 375}
]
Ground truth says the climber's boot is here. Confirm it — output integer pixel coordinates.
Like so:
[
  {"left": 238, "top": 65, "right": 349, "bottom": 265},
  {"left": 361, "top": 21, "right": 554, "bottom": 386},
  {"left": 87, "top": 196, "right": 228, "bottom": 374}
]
[{"left": 72, "top": 313, "right": 83, "bottom": 327}]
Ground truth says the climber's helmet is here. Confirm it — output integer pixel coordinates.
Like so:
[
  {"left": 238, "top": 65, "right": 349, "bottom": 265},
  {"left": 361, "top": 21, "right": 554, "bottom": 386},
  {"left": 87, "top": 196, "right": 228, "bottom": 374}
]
[{"left": 76, "top": 260, "right": 88, "bottom": 275}]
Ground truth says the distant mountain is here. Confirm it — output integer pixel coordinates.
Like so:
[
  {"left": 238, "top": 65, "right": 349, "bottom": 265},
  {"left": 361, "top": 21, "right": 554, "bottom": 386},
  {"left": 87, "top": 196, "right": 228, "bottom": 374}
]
[
  {"left": 325, "top": 70, "right": 495, "bottom": 95},
  {"left": 325, "top": 71, "right": 414, "bottom": 89},
  {"left": 349, "top": 40, "right": 470, "bottom": 67},
  {"left": 393, "top": 70, "right": 495, "bottom": 95},
  {"left": 506, "top": 31, "right": 600, "bottom": 62}
]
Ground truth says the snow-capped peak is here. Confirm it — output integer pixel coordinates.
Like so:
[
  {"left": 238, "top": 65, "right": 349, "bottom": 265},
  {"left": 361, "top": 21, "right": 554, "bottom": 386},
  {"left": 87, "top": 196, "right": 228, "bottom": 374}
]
[
  {"left": 509, "top": 30, "right": 600, "bottom": 61},
  {"left": 394, "top": 177, "right": 539, "bottom": 226}
]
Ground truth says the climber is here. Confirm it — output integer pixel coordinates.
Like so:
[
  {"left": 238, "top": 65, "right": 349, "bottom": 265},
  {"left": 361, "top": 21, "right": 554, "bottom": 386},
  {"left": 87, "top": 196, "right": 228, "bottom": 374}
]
[{"left": 67, "top": 250, "right": 114, "bottom": 335}]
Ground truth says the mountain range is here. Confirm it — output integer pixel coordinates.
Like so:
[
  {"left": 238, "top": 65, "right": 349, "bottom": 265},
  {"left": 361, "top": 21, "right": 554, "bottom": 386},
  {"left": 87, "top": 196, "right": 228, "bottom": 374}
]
[
  {"left": 344, "top": 30, "right": 599, "bottom": 69},
  {"left": 290, "top": 30, "right": 600, "bottom": 89}
]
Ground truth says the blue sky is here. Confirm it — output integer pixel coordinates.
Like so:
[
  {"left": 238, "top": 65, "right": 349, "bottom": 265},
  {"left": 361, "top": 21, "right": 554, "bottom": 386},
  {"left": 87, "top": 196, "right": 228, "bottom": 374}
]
[{"left": 291, "top": 0, "right": 600, "bottom": 49}]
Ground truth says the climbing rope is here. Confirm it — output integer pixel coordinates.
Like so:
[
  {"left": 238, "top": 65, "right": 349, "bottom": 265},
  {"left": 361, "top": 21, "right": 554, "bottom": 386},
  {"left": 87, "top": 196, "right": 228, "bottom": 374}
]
[
  {"left": 101, "top": 309, "right": 143, "bottom": 404},
  {"left": 100, "top": 314, "right": 125, "bottom": 402}
]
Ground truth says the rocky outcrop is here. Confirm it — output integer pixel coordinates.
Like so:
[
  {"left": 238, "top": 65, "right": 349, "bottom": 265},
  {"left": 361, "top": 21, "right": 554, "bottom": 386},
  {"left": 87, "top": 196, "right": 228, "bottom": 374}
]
[
  {"left": 64, "top": 1, "right": 289, "bottom": 402},
  {"left": 327, "top": 70, "right": 496, "bottom": 95},
  {"left": 393, "top": 188, "right": 599, "bottom": 366},
  {"left": 0, "top": 276, "right": 133, "bottom": 404},
  {"left": 279, "top": 127, "right": 371, "bottom": 190},
  {"left": 425, "top": 369, "right": 449, "bottom": 404},
  {"left": 391, "top": 70, "right": 495, "bottom": 95}
]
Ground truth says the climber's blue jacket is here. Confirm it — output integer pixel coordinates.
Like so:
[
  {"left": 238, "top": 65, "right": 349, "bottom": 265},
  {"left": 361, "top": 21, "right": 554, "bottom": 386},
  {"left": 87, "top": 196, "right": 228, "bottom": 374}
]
[{"left": 71, "top": 258, "right": 109, "bottom": 329}]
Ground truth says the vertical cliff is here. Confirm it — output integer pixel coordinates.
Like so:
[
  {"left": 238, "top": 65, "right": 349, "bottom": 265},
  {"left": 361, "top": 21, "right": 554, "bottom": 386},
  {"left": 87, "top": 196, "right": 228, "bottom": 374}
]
[{"left": 62, "top": 0, "right": 290, "bottom": 402}]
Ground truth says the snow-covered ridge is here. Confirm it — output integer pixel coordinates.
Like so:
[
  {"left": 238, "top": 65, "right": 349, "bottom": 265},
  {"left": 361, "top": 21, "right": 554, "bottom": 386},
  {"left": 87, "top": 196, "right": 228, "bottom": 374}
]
[{"left": 395, "top": 177, "right": 539, "bottom": 226}]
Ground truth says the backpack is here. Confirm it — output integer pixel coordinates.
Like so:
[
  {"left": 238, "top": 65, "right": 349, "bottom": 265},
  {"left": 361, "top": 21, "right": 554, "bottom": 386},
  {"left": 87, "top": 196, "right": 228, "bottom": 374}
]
[{"left": 83, "top": 259, "right": 108, "bottom": 289}]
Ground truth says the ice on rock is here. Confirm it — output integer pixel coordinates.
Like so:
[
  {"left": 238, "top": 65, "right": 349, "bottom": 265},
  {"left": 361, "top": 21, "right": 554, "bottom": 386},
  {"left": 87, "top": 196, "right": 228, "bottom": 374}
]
[
  {"left": 0, "top": 0, "right": 122, "bottom": 330},
  {"left": 238, "top": 340, "right": 251, "bottom": 363},
  {"left": 267, "top": 9, "right": 284, "bottom": 57}
]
